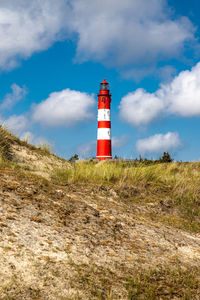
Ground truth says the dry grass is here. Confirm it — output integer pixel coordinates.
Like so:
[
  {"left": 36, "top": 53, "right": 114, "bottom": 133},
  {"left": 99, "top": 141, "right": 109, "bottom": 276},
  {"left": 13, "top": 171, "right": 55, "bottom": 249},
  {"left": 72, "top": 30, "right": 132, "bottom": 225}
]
[
  {"left": 63, "top": 261, "right": 200, "bottom": 300},
  {"left": 126, "top": 265, "right": 200, "bottom": 299},
  {"left": 37, "top": 143, "right": 52, "bottom": 155},
  {"left": 51, "top": 160, "right": 163, "bottom": 185},
  {"left": 52, "top": 161, "right": 200, "bottom": 232},
  {"left": 0, "top": 126, "right": 13, "bottom": 160},
  {"left": 0, "top": 126, "right": 53, "bottom": 158}
]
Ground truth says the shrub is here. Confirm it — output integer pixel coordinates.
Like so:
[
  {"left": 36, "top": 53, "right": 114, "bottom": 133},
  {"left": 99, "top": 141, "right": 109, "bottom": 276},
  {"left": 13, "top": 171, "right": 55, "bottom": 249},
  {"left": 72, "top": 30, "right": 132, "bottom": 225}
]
[
  {"left": 158, "top": 152, "right": 173, "bottom": 163},
  {"left": 69, "top": 154, "right": 79, "bottom": 162}
]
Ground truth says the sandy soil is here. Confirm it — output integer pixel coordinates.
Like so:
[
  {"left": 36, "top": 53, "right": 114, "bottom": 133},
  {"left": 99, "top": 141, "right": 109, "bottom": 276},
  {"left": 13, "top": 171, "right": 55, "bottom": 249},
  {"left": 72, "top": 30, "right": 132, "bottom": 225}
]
[{"left": 0, "top": 167, "right": 200, "bottom": 299}]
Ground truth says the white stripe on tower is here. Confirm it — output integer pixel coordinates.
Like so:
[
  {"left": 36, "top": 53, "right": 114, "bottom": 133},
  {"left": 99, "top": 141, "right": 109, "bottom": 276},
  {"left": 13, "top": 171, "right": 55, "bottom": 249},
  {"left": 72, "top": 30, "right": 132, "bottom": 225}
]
[
  {"left": 98, "top": 109, "right": 111, "bottom": 121},
  {"left": 97, "top": 128, "right": 111, "bottom": 140}
]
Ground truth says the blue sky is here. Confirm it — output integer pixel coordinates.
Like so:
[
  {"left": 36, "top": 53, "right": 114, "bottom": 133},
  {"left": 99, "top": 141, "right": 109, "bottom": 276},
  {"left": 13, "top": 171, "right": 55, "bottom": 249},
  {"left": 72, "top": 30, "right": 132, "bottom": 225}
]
[{"left": 0, "top": 0, "right": 200, "bottom": 161}]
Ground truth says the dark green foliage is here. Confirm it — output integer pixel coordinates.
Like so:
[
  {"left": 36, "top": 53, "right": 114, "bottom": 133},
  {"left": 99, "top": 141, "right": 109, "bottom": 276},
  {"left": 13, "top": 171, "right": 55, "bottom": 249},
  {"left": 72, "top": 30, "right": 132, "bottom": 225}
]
[
  {"left": 69, "top": 154, "right": 79, "bottom": 162},
  {"left": 135, "top": 152, "right": 174, "bottom": 164},
  {"left": 158, "top": 152, "right": 173, "bottom": 163}
]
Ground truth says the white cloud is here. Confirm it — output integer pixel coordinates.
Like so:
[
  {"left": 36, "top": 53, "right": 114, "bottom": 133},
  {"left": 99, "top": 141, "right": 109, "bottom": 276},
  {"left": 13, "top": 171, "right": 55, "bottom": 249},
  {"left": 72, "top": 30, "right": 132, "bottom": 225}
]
[
  {"left": 161, "top": 62, "right": 200, "bottom": 116},
  {"left": 119, "top": 62, "right": 200, "bottom": 126},
  {"left": 119, "top": 89, "right": 164, "bottom": 126},
  {"left": 112, "top": 135, "right": 128, "bottom": 149},
  {"left": 32, "top": 88, "right": 95, "bottom": 127},
  {"left": 69, "top": 0, "right": 195, "bottom": 70},
  {"left": 136, "top": 132, "right": 182, "bottom": 154},
  {"left": 0, "top": 84, "right": 27, "bottom": 110},
  {"left": 0, "top": 0, "right": 70, "bottom": 70},
  {"left": 0, "top": 0, "right": 196, "bottom": 75}
]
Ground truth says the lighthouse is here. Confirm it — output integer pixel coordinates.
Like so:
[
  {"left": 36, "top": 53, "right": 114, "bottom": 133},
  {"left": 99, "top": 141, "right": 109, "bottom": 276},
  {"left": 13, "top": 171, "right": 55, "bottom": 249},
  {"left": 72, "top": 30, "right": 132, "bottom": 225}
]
[{"left": 96, "top": 79, "right": 112, "bottom": 160}]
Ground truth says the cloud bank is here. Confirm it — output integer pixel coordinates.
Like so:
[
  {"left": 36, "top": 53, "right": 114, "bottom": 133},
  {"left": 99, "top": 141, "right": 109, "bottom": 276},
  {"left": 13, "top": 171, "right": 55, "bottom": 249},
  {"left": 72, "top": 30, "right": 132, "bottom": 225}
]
[
  {"left": 0, "top": 0, "right": 69, "bottom": 70},
  {"left": 32, "top": 88, "right": 95, "bottom": 127},
  {"left": 119, "top": 89, "right": 164, "bottom": 126},
  {"left": 119, "top": 62, "right": 200, "bottom": 126},
  {"left": 0, "top": 0, "right": 196, "bottom": 75},
  {"left": 69, "top": 0, "right": 194, "bottom": 69},
  {"left": 136, "top": 132, "right": 182, "bottom": 155}
]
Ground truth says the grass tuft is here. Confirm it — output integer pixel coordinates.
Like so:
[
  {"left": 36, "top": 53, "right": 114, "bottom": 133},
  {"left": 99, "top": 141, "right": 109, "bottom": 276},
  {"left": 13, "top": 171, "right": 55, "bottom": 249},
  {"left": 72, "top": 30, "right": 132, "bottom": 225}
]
[
  {"left": 37, "top": 143, "right": 52, "bottom": 155},
  {"left": 0, "top": 126, "right": 13, "bottom": 161}
]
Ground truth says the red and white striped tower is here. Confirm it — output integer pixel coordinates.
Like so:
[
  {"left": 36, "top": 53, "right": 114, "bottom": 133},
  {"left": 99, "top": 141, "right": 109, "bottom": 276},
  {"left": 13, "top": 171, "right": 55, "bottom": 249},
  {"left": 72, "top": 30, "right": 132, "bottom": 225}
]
[{"left": 96, "top": 79, "right": 112, "bottom": 160}]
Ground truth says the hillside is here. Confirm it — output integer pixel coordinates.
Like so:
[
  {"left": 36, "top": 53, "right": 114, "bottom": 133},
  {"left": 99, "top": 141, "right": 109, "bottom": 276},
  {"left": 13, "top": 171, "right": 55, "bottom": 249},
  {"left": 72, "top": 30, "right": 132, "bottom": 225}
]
[{"left": 0, "top": 128, "right": 200, "bottom": 299}]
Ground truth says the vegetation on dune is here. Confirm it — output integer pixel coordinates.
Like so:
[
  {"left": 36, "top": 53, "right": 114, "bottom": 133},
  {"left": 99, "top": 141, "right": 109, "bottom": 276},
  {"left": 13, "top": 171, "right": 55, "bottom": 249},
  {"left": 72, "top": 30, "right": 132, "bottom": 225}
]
[
  {"left": 1, "top": 260, "right": 200, "bottom": 299},
  {"left": 0, "top": 126, "right": 53, "bottom": 159},
  {"left": 1, "top": 128, "right": 200, "bottom": 299},
  {"left": 126, "top": 266, "right": 200, "bottom": 299},
  {"left": 52, "top": 160, "right": 200, "bottom": 232},
  {"left": 56, "top": 260, "right": 200, "bottom": 300},
  {"left": 1, "top": 127, "right": 200, "bottom": 233}
]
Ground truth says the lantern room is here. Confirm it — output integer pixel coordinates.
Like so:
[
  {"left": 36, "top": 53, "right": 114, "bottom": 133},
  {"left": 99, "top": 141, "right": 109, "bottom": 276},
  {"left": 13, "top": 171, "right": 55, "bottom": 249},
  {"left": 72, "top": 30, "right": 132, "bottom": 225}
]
[{"left": 100, "top": 79, "right": 110, "bottom": 90}]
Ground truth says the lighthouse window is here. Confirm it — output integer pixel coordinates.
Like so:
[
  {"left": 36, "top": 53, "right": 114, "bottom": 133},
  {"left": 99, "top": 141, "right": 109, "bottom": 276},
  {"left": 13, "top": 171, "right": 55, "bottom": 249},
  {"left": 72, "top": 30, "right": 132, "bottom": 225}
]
[{"left": 100, "top": 83, "right": 109, "bottom": 90}]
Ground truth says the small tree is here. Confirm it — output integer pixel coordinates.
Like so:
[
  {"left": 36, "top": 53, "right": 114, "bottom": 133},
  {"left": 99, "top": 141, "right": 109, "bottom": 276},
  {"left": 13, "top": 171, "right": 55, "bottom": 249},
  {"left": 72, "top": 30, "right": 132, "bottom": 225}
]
[
  {"left": 159, "top": 152, "right": 173, "bottom": 163},
  {"left": 69, "top": 154, "right": 79, "bottom": 162}
]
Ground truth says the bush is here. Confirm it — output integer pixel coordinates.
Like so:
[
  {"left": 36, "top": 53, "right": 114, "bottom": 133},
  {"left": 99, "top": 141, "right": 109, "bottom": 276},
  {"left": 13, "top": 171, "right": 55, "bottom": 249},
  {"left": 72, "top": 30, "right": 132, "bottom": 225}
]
[
  {"left": 158, "top": 152, "right": 173, "bottom": 163},
  {"left": 69, "top": 154, "right": 79, "bottom": 162}
]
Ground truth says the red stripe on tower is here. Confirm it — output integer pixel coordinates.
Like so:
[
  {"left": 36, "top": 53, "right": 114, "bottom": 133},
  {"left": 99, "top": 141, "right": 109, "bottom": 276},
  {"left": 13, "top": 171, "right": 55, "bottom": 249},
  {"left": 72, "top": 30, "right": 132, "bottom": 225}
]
[
  {"left": 98, "top": 121, "right": 111, "bottom": 128},
  {"left": 96, "top": 79, "right": 112, "bottom": 160}
]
